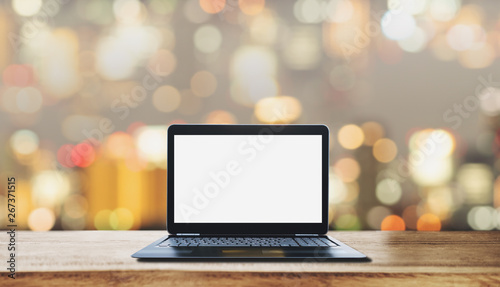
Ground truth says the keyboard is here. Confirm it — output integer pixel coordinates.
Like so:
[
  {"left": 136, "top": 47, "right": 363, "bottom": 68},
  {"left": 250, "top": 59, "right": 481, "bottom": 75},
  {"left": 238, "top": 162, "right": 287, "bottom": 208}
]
[{"left": 158, "top": 236, "right": 338, "bottom": 248}]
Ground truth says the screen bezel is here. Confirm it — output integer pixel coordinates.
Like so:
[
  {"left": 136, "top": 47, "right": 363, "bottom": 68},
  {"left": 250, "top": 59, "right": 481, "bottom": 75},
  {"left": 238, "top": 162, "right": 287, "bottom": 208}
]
[{"left": 167, "top": 124, "right": 329, "bottom": 235}]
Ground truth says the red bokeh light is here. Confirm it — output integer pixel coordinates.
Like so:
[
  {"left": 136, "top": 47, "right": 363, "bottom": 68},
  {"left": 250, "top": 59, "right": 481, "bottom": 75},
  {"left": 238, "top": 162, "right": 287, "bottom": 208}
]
[
  {"left": 2, "top": 64, "right": 35, "bottom": 86},
  {"left": 71, "top": 142, "right": 96, "bottom": 168},
  {"left": 57, "top": 144, "right": 75, "bottom": 168}
]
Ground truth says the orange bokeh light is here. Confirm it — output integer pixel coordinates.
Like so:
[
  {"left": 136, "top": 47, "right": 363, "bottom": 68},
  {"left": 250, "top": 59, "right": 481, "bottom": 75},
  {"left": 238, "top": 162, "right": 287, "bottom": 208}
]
[
  {"left": 333, "top": 157, "right": 360, "bottom": 183},
  {"left": 417, "top": 213, "right": 442, "bottom": 231},
  {"left": 239, "top": 0, "right": 265, "bottom": 16},
  {"left": 200, "top": 0, "right": 226, "bottom": 14},
  {"left": 381, "top": 215, "right": 406, "bottom": 231},
  {"left": 106, "top": 132, "right": 134, "bottom": 159}
]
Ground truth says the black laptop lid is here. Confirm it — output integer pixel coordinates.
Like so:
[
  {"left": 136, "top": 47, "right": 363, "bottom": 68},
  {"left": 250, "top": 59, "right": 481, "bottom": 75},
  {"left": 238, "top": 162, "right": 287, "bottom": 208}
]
[{"left": 167, "top": 124, "right": 329, "bottom": 235}]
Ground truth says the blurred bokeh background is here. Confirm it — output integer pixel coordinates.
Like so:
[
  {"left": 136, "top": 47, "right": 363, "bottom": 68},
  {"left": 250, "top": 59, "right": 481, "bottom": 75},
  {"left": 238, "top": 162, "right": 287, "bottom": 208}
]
[{"left": 1, "top": 0, "right": 500, "bottom": 231}]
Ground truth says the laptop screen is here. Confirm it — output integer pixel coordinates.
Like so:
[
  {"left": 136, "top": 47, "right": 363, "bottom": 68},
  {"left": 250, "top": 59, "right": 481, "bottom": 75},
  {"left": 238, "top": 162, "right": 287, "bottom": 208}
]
[{"left": 173, "top": 134, "right": 323, "bottom": 223}]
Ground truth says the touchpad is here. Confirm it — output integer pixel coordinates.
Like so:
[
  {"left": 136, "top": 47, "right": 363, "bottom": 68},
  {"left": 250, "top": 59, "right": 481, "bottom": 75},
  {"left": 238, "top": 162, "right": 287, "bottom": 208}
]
[
  {"left": 172, "top": 249, "right": 194, "bottom": 254},
  {"left": 220, "top": 249, "right": 263, "bottom": 257},
  {"left": 217, "top": 248, "right": 287, "bottom": 257}
]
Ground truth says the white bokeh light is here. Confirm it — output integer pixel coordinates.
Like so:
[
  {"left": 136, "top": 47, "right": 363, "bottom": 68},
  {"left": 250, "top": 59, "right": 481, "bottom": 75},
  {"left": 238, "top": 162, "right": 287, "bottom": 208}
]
[
  {"left": 381, "top": 11, "right": 416, "bottom": 41},
  {"left": 398, "top": 26, "right": 427, "bottom": 53},
  {"left": 12, "top": 0, "right": 42, "bottom": 17}
]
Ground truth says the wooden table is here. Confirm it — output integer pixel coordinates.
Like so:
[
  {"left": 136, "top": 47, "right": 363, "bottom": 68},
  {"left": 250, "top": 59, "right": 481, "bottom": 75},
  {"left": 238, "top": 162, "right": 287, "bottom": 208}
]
[{"left": 2, "top": 231, "right": 499, "bottom": 286}]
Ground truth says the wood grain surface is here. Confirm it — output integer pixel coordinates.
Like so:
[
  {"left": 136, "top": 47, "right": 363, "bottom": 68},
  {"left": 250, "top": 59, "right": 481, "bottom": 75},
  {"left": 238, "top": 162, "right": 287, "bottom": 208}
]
[{"left": 1, "top": 231, "right": 499, "bottom": 286}]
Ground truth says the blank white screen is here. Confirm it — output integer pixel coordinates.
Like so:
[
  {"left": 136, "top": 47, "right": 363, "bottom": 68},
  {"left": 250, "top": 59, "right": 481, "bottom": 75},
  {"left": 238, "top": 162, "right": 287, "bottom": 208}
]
[{"left": 174, "top": 135, "right": 322, "bottom": 223}]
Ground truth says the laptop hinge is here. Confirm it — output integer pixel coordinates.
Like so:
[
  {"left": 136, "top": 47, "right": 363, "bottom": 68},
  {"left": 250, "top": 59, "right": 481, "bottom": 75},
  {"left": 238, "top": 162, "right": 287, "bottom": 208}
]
[
  {"left": 176, "top": 233, "right": 200, "bottom": 236},
  {"left": 295, "top": 234, "right": 319, "bottom": 236}
]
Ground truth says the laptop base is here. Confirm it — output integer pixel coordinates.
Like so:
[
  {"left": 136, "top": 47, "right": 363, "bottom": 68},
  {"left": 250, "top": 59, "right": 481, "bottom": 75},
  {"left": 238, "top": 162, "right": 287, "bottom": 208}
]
[{"left": 132, "top": 235, "right": 369, "bottom": 261}]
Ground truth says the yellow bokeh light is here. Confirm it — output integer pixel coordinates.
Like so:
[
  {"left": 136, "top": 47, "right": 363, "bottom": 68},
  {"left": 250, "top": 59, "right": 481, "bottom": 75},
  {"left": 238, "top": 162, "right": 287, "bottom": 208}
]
[
  {"left": 254, "top": 96, "right": 302, "bottom": 124},
  {"left": 458, "top": 43, "right": 496, "bottom": 69},
  {"left": 194, "top": 25, "right": 222, "bottom": 54},
  {"left": 239, "top": 0, "right": 265, "bottom": 16},
  {"left": 191, "top": 70, "right": 217, "bottom": 97},
  {"left": 135, "top": 126, "right": 167, "bottom": 165},
  {"left": 28, "top": 208, "right": 55, "bottom": 231},
  {"left": 110, "top": 208, "right": 134, "bottom": 230},
  {"left": 426, "top": 186, "right": 453, "bottom": 220},
  {"left": 39, "top": 28, "right": 81, "bottom": 98},
  {"left": 429, "top": 0, "right": 461, "bottom": 22},
  {"left": 376, "top": 178, "right": 402, "bottom": 205},
  {"left": 152, "top": 85, "right": 181, "bottom": 113},
  {"left": 283, "top": 26, "right": 321, "bottom": 70},
  {"left": 457, "top": 164, "right": 493, "bottom": 203},
  {"left": 387, "top": 0, "right": 410, "bottom": 14},
  {"left": 329, "top": 172, "right": 347, "bottom": 204},
  {"left": 412, "top": 156, "right": 454, "bottom": 186},
  {"left": 338, "top": 124, "right": 364, "bottom": 150},
  {"left": 249, "top": 9, "right": 278, "bottom": 45},
  {"left": 94, "top": 209, "right": 113, "bottom": 230},
  {"left": 10, "top": 129, "right": 39, "bottom": 155},
  {"left": 454, "top": 4, "right": 483, "bottom": 25},
  {"left": 409, "top": 129, "right": 455, "bottom": 158},
  {"left": 373, "top": 138, "right": 398, "bottom": 163},
  {"left": 408, "top": 129, "right": 456, "bottom": 186},
  {"left": 31, "top": 171, "right": 71, "bottom": 208},
  {"left": 105, "top": 132, "right": 134, "bottom": 159},
  {"left": 333, "top": 157, "right": 360, "bottom": 183}
]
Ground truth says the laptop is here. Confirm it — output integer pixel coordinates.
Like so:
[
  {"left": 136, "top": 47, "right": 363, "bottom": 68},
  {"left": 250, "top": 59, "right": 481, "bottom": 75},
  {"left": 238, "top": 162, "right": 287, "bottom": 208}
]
[{"left": 132, "top": 124, "right": 368, "bottom": 260}]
